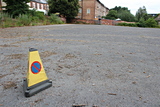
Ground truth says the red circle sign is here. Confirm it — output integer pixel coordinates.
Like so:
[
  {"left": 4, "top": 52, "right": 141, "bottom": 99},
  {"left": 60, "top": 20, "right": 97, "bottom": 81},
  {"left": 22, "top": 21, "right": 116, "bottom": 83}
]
[{"left": 31, "top": 61, "right": 41, "bottom": 74}]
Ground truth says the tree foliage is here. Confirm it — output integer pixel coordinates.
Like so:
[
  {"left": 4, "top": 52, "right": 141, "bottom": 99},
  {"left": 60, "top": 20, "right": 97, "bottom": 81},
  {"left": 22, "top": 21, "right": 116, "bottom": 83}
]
[
  {"left": 3, "top": 0, "right": 30, "bottom": 17},
  {"left": 48, "top": 0, "right": 80, "bottom": 22},
  {"left": 117, "top": 10, "right": 135, "bottom": 22},
  {"left": 105, "top": 10, "right": 117, "bottom": 20},
  {"left": 135, "top": 6, "right": 158, "bottom": 27},
  {"left": 135, "top": 6, "right": 149, "bottom": 21},
  {"left": 137, "top": 18, "right": 146, "bottom": 27},
  {"left": 111, "top": 6, "right": 130, "bottom": 13},
  {"left": 104, "top": 6, "right": 135, "bottom": 22},
  {"left": 145, "top": 18, "right": 157, "bottom": 27}
]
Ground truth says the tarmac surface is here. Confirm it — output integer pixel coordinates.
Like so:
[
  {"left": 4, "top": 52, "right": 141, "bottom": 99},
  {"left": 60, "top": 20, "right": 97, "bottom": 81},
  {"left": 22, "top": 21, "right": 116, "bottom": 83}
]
[{"left": 0, "top": 24, "right": 160, "bottom": 107}]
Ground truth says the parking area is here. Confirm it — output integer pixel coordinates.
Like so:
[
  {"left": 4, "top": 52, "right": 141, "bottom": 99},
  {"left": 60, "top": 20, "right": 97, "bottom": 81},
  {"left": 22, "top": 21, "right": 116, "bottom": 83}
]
[{"left": 0, "top": 24, "right": 160, "bottom": 107}]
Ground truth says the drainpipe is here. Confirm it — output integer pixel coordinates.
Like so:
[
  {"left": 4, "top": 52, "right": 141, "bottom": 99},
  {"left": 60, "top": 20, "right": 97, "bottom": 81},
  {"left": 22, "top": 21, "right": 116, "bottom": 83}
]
[
  {"left": 94, "top": 0, "right": 96, "bottom": 20},
  {"left": 81, "top": 0, "right": 83, "bottom": 19}
]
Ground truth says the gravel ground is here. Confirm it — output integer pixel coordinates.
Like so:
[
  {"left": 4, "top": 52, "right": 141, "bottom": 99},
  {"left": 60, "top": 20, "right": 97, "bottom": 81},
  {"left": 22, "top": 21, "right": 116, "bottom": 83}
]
[{"left": 0, "top": 24, "right": 160, "bottom": 107}]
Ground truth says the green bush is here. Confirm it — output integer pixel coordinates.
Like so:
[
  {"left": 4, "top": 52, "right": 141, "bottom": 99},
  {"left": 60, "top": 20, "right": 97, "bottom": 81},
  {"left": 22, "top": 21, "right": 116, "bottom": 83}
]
[
  {"left": 35, "top": 11, "right": 45, "bottom": 20},
  {"left": 0, "top": 13, "right": 16, "bottom": 27},
  {"left": 117, "top": 23, "right": 137, "bottom": 27},
  {"left": 145, "top": 18, "right": 158, "bottom": 27},
  {"left": 17, "top": 14, "right": 31, "bottom": 26},
  {"left": 31, "top": 16, "right": 40, "bottom": 23},
  {"left": 136, "top": 18, "right": 146, "bottom": 27},
  {"left": 49, "top": 14, "right": 63, "bottom": 24},
  {"left": 28, "top": 9, "right": 37, "bottom": 16},
  {"left": 28, "top": 10, "right": 45, "bottom": 21},
  {"left": 0, "top": 11, "right": 65, "bottom": 28}
]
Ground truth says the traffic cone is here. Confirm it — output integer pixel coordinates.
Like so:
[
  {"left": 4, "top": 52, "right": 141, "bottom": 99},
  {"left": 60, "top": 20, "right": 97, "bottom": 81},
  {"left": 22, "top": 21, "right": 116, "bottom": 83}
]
[{"left": 23, "top": 48, "right": 52, "bottom": 97}]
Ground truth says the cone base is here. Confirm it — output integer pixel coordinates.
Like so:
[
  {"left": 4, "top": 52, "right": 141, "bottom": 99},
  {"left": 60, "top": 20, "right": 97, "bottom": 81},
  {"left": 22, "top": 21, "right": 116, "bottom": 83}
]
[{"left": 23, "top": 78, "right": 52, "bottom": 97}]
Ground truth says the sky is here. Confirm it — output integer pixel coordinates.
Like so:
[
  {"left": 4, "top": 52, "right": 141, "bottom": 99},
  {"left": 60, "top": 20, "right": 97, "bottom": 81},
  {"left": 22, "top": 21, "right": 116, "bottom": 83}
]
[{"left": 99, "top": 0, "right": 160, "bottom": 15}]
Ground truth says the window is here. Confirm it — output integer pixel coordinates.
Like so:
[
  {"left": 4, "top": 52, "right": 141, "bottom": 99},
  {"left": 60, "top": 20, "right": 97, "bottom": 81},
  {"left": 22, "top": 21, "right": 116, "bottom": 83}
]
[
  {"left": 79, "top": 8, "right": 82, "bottom": 13},
  {"left": 32, "top": 2, "right": 35, "bottom": 8},
  {"left": 39, "top": 3, "right": 41, "bottom": 9},
  {"left": 87, "top": 8, "right": 90, "bottom": 14},
  {"left": 44, "top": 4, "right": 46, "bottom": 10}
]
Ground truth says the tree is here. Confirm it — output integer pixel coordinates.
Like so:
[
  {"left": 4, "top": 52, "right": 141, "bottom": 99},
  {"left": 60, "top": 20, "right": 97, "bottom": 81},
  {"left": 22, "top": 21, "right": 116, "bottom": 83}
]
[
  {"left": 105, "top": 6, "right": 135, "bottom": 22},
  {"left": 137, "top": 18, "right": 146, "bottom": 27},
  {"left": 145, "top": 18, "right": 157, "bottom": 27},
  {"left": 135, "top": 6, "right": 149, "bottom": 21},
  {"left": 3, "top": 0, "right": 30, "bottom": 17},
  {"left": 48, "top": 0, "right": 80, "bottom": 22},
  {"left": 111, "top": 6, "right": 130, "bottom": 13},
  {"left": 105, "top": 10, "right": 117, "bottom": 20},
  {"left": 117, "top": 10, "right": 135, "bottom": 22}
]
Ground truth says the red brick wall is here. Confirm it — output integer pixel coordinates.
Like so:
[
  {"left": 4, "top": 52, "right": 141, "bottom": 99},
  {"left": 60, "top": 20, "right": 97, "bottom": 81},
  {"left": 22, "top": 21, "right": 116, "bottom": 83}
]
[
  {"left": 72, "top": 19, "right": 135, "bottom": 25},
  {"left": 101, "top": 19, "right": 117, "bottom": 25},
  {"left": 72, "top": 19, "right": 95, "bottom": 24}
]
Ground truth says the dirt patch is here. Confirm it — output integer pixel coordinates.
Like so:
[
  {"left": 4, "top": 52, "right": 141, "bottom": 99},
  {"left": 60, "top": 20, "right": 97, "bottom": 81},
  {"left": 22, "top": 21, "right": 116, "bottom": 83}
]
[
  {"left": 64, "top": 53, "right": 77, "bottom": 59},
  {"left": 40, "top": 51, "right": 57, "bottom": 58},
  {"left": 3, "top": 81, "right": 17, "bottom": 89},
  {"left": 0, "top": 74, "right": 8, "bottom": 79},
  {"left": 0, "top": 73, "right": 14, "bottom": 79},
  {"left": 9, "top": 65, "right": 21, "bottom": 72},
  {"left": 0, "top": 44, "right": 18, "bottom": 47},
  {"left": 34, "top": 99, "right": 43, "bottom": 103},
  {"left": 6, "top": 54, "right": 26, "bottom": 59},
  {"left": 11, "top": 39, "right": 32, "bottom": 44},
  {"left": 12, "top": 65, "right": 21, "bottom": 69}
]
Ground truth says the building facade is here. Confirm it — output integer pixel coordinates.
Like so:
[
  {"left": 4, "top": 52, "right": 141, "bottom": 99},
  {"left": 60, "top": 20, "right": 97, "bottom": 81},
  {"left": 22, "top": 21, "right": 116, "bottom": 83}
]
[
  {"left": 0, "top": 0, "right": 6, "bottom": 11},
  {"left": 77, "top": 0, "right": 109, "bottom": 20},
  {"left": 27, "top": 0, "right": 49, "bottom": 15},
  {"left": 1, "top": 0, "right": 48, "bottom": 14}
]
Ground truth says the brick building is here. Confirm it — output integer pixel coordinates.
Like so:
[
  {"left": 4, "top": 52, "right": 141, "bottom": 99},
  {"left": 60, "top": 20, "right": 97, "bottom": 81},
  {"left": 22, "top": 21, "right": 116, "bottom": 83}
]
[
  {"left": 77, "top": 0, "right": 109, "bottom": 20},
  {"left": 27, "top": 0, "right": 49, "bottom": 15}
]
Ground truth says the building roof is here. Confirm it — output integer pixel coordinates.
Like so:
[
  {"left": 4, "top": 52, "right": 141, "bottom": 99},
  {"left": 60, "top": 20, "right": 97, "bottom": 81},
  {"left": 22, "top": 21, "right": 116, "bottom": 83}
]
[
  {"left": 97, "top": 0, "right": 109, "bottom": 10},
  {"left": 31, "top": 0, "right": 47, "bottom": 4},
  {"left": 155, "top": 14, "right": 160, "bottom": 21}
]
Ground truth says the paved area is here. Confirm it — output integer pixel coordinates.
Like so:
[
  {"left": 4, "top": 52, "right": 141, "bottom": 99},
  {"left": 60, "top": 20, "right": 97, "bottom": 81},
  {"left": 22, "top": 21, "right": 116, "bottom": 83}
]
[{"left": 0, "top": 24, "right": 160, "bottom": 107}]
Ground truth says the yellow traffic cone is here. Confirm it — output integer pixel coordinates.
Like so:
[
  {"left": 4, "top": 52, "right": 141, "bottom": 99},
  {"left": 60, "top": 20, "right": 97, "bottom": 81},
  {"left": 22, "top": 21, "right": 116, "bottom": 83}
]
[{"left": 23, "top": 48, "right": 52, "bottom": 97}]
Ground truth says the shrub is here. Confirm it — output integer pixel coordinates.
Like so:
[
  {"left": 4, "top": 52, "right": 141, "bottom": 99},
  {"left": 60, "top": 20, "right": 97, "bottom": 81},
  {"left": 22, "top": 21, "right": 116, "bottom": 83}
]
[
  {"left": 0, "top": 11, "right": 65, "bottom": 28},
  {"left": 136, "top": 18, "right": 146, "bottom": 27},
  {"left": 49, "top": 14, "right": 63, "bottom": 24},
  {"left": 145, "top": 18, "right": 158, "bottom": 27},
  {"left": 28, "top": 9, "right": 37, "bottom": 16},
  {"left": 117, "top": 23, "right": 137, "bottom": 27},
  {"left": 17, "top": 14, "right": 31, "bottom": 26},
  {"left": 31, "top": 16, "right": 40, "bottom": 23},
  {"left": 35, "top": 11, "right": 45, "bottom": 20},
  {"left": 0, "top": 13, "right": 17, "bottom": 28},
  {"left": 28, "top": 9, "right": 45, "bottom": 21}
]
